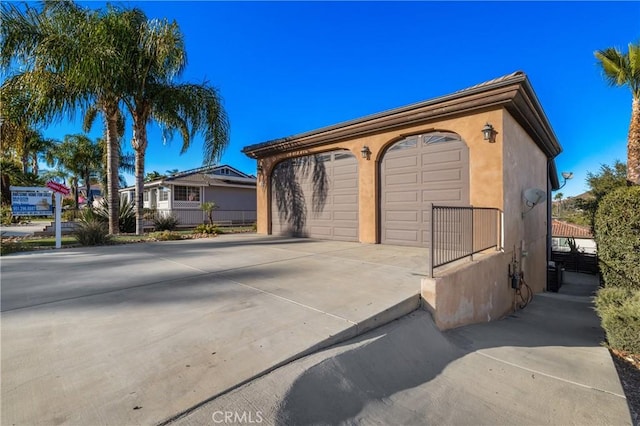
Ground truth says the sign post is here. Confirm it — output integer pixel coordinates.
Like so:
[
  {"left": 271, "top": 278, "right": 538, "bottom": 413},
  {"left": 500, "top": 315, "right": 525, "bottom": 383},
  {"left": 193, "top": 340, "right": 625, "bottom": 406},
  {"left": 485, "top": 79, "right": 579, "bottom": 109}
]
[{"left": 45, "top": 181, "right": 71, "bottom": 249}]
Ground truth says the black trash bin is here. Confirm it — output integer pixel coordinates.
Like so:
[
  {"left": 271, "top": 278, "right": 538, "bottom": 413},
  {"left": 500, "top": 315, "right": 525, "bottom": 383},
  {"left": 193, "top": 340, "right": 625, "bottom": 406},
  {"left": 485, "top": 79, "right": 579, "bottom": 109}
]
[{"left": 547, "top": 261, "right": 563, "bottom": 292}]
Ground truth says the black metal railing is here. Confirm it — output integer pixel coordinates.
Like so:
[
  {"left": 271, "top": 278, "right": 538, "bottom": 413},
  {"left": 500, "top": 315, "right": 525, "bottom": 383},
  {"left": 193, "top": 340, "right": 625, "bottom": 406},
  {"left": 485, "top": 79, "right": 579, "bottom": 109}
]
[{"left": 429, "top": 206, "right": 501, "bottom": 277}]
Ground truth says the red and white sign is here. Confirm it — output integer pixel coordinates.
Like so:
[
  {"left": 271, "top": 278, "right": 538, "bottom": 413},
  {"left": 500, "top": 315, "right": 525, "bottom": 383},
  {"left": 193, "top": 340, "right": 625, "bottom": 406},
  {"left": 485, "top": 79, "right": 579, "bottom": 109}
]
[{"left": 46, "top": 180, "right": 71, "bottom": 195}]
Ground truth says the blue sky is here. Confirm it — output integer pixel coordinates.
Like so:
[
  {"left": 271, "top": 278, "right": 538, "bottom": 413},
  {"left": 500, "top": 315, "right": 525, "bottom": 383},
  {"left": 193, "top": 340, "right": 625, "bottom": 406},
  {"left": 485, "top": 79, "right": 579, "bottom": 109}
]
[{"left": 38, "top": 1, "right": 640, "bottom": 197}]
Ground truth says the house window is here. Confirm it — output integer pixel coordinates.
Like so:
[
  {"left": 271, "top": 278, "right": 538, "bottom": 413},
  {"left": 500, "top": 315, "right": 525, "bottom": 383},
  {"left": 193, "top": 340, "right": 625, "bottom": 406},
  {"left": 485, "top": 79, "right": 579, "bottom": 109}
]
[
  {"left": 159, "top": 187, "right": 169, "bottom": 202},
  {"left": 174, "top": 186, "right": 200, "bottom": 202},
  {"left": 143, "top": 191, "right": 149, "bottom": 202}
]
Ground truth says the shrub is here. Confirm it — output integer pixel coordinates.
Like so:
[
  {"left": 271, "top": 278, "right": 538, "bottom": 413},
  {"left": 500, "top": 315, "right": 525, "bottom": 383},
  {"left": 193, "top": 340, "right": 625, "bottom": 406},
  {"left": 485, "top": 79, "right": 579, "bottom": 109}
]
[
  {"left": 200, "top": 201, "right": 218, "bottom": 225},
  {"left": 92, "top": 196, "right": 136, "bottom": 233},
  {"left": 1, "top": 205, "right": 12, "bottom": 225},
  {"left": 594, "top": 186, "right": 640, "bottom": 289},
  {"left": 193, "top": 223, "right": 219, "bottom": 235},
  {"left": 595, "top": 287, "right": 640, "bottom": 353},
  {"left": 153, "top": 214, "right": 179, "bottom": 231},
  {"left": 150, "top": 230, "right": 182, "bottom": 241},
  {"left": 74, "top": 220, "right": 112, "bottom": 246},
  {"left": 0, "top": 238, "right": 24, "bottom": 255},
  {"left": 62, "top": 209, "right": 80, "bottom": 222}
]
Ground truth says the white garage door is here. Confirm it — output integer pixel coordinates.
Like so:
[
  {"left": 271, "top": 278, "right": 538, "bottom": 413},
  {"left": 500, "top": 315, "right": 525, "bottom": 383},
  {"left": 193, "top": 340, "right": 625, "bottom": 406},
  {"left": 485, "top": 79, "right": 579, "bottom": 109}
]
[
  {"left": 271, "top": 150, "right": 358, "bottom": 241},
  {"left": 381, "top": 132, "right": 469, "bottom": 247}
]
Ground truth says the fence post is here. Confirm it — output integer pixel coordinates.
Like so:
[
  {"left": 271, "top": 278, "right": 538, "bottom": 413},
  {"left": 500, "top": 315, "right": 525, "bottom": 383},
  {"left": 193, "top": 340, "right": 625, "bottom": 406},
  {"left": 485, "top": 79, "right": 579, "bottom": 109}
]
[
  {"left": 428, "top": 203, "right": 434, "bottom": 278},
  {"left": 470, "top": 206, "right": 474, "bottom": 261}
]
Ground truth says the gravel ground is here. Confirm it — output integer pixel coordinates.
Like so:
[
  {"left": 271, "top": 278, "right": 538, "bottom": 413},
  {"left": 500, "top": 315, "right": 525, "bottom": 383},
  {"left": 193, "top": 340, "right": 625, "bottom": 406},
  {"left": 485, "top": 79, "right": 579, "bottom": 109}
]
[{"left": 611, "top": 350, "right": 640, "bottom": 426}]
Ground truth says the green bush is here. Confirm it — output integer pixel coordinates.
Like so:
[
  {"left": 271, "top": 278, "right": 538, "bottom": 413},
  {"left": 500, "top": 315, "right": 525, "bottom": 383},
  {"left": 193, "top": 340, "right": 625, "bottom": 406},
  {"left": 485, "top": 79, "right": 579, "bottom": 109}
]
[
  {"left": 594, "top": 186, "right": 640, "bottom": 289},
  {"left": 153, "top": 214, "right": 179, "bottom": 231},
  {"left": 595, "top": 287, "right": 640, "bottom": 353},
  {"left": 0, "top": 239, "right": 24, "bottom": 255},
  {"left": 62, "top": 209, "right": 80, "bottom": 221},
  {"left": 74, "top": 220, "right": 112, "bottom": 246},
  {"left": 1, "top": 205, "right": 12, "bottom": 225},
  {"left": 92, "top": 196, "right": 136, "bottom": 233},
  {"left": 193, "top": 223, "right": 219, "bottom": 235},
  {"left": 150, "top": 230, "right": 182, "bottom": 241}
]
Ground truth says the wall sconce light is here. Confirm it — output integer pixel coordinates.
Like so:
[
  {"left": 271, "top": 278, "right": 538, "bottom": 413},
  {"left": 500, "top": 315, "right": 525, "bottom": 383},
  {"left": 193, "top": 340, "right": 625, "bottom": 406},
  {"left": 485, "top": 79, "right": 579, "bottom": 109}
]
[
  {"left": 482, "top": 123, "right": 497, "bottom": 143},
  {"left": 361, "top": 145, "right": 371, "bottom": 160},
  {"left": 557, "top": 171, "right": 573, "bottom": 189}
]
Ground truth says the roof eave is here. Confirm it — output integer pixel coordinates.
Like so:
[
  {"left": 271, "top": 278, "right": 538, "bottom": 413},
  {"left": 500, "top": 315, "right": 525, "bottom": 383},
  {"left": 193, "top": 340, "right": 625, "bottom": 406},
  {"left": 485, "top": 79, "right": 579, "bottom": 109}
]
[{"left": 242, "top": 72, "right": 562, "bottom": 163}]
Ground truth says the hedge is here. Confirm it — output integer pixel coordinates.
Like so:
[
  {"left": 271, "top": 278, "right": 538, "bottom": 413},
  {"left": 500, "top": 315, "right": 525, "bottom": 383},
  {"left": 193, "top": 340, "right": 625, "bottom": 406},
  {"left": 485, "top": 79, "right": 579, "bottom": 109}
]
[
  {"left": 594, "top": 186, "right": 640, "bottom": 290},
  {"left": 595, "top": 287, "right": 640, "bottom": 353}
]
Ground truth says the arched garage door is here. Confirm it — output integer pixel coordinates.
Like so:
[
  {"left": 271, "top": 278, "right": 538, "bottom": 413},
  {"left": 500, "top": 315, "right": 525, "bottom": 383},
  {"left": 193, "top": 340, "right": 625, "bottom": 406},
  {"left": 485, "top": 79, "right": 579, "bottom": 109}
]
[
  {"left": 271, "top": 150, "right": 358, "bottom": 241},
  {"left": 381, "top": 132, "right": 469, "bottom": 247}
]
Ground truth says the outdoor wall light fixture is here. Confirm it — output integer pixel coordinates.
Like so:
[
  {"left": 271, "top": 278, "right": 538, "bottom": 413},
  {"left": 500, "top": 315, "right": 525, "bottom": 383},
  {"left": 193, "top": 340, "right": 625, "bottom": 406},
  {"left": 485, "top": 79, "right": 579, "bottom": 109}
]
[
  {"left": 482, "top": 123, "right": 497, "bottom": 143},
  {"left": 361, "top": 145, "right": 371, "bottom": 160},
  {"left": 557, "top": 171, "right": 574, "bottom": 189}
]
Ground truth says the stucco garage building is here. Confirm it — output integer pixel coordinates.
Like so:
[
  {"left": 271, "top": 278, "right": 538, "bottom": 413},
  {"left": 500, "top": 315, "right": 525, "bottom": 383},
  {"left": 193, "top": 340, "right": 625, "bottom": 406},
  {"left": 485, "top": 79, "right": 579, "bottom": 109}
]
[{"left": 243, "top": 72, "right": 562, "bottom": 328}]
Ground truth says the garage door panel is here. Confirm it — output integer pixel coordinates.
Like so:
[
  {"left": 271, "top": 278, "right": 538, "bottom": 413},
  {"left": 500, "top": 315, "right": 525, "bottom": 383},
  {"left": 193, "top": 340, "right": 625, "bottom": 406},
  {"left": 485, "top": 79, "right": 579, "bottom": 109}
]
[
  {"left": 422, "top": 188, "right": 464, "bottom": 202},
  {"left": 333, "top": 180, "right": 358, "bottom": 191},
  {"left": 387, "top": 190, "right": 419, "bottom": 203},
  {"left": 385, "top": 229, "right": 419, "bottom": 244},
  {"left": 385, "top": 156, "right": 418, "bottom": 169},
  {"left": 334, "top": 211, "right": 357, "bottom": 220},
  {"left": 386, "top": 210, "right": 419, "bottom": 222},
  {"left": 334, "top": 227, "right": 358, "bottom": 238},
  {"left": 422, "top": 169, "right": 462, "bottom": 182},
  {"left": 309, "top": 226, "right": 332, "bottom": 236},
  {"left": 386, "top": 172, "right": 419, "bottom": 186},
  {"left": 382, "top": 132, "right": 469, "bottom": 247},
  {"left": 271, "top": 151, "right": 358, "bottom": 241},
  {"left": 421, "top": 150, "right": 461, "bottom": 166}
]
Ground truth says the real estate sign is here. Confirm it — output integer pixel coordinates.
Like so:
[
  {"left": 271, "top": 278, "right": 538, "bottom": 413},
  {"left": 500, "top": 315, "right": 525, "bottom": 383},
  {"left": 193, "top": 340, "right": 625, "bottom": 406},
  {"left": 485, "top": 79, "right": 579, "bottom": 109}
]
[{"left": 10, "top": 187, "right": 53, "bottom": 216}]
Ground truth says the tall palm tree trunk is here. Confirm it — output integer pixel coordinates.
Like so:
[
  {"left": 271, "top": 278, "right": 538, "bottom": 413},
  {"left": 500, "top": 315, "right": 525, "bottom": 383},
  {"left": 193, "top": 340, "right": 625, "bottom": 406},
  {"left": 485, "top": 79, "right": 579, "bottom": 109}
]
[
  {"left": 629, "top": 98, "right": 640, "bottom": 185},
  {"left": 133, "top": 122, "right": 148, "bottom": 235},
  {"left": 104, "top": 104, "right": 121, "bottom": 234}
]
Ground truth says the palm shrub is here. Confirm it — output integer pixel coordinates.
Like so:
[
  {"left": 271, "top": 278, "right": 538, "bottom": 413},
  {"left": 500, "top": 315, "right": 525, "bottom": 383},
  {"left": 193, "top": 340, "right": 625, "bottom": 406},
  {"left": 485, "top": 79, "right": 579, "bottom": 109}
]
[
  {"left": 93, "top": 196, "right": 136, "bottom": 233},
  {"left": 74, "top": 219, "right": 111, "bottom": 246},
  {"left": 200, "top": 202, "right": 218, "bottom": 225},
  {"left": 153, "top": 214, "right": 179, "bottom": 231},
  {"left": 594, "top": 186, "right": 640, "bottom": 289}
]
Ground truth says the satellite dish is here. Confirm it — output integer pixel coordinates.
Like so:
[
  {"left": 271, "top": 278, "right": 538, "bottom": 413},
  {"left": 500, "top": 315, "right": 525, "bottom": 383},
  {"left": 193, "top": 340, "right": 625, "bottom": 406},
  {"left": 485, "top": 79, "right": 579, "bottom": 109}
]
[{"left": 523, "top": 188, "right": 546, "bottom": 207}]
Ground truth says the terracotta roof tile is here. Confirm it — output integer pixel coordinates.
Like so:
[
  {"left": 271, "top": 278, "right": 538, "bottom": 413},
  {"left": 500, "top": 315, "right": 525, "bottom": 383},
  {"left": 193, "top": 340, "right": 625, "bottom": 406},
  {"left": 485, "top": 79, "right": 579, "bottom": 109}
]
[{"left": 552, "top": 219, "right": 593, "bottom": 238}]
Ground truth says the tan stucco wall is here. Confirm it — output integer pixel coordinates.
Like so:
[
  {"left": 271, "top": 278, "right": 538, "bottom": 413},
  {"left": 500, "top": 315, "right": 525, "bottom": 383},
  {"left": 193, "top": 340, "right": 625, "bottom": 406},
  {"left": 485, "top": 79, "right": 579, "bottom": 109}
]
[
  {"left": 501, "top": 111, "right": 549, "bottom": 293},
  {"left": 256, "top": 109, "right": 505, "bottom": 241},
  {"left": 253, "top": 106, "right": 552, "bottom": 329},
  {"left": 421, "top": 251, "right": 513, "bottom": 330}
]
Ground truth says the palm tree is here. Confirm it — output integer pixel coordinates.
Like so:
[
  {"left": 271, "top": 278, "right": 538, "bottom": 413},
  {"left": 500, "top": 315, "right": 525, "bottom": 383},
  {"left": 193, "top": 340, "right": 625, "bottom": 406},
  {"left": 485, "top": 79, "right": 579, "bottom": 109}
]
[
  {"left": 46, "top": 134, "right": 103, "bottom": 208},
  {"left": 145, "top": 171, "right": 166, "bottom": 182},
  {"left": 117, "top": 15, "right": 230, "bottom": 234},
  {"left": 595, "top": 42, "right": 640, "bottom": 185},
  {"left": 1, "top": 2, "right": 143, "bottom": 233},
  {"left": 554, "top": 192, "right": 563, "bottom": 217}
]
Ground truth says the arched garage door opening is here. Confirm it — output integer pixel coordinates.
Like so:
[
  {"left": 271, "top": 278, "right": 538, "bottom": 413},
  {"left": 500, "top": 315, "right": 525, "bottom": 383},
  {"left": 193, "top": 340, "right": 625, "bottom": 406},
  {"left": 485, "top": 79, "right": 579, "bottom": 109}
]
[
  {"left": 380, "top": 132, "right": 470, "bottom": 247},
  {"left": 271, "top": 150, "right": 358, "bottom": 241}
]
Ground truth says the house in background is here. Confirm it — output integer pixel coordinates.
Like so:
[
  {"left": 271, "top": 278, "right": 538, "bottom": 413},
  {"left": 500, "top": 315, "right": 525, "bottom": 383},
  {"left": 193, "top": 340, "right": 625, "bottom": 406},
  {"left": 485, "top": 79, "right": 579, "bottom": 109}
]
[
  {"left": 120, "top": 165, "right": 256, "bottom": 227},
  {"left": 243, "top": 71, "right": 562, "bottom": 329},
  {"left": 552, "top": 219, "right": 596, "bottom": 254}
]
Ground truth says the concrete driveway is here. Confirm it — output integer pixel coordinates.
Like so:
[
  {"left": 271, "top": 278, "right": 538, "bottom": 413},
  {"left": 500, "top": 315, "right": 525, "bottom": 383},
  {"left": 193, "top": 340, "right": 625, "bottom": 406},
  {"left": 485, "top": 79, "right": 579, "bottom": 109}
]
[
  {"left": 174, "top": 272, "right": 632, "bottom": 426},
  {"left": 1, "top": 234, "right": 427, "bottom": 425}
]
